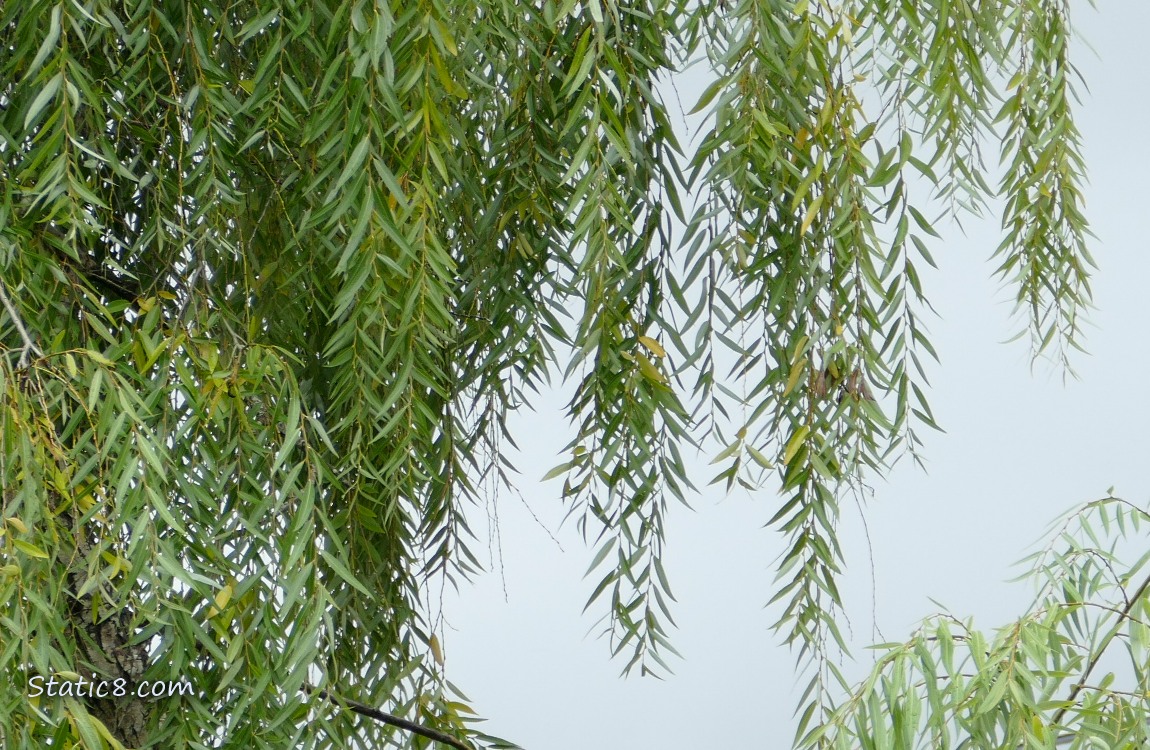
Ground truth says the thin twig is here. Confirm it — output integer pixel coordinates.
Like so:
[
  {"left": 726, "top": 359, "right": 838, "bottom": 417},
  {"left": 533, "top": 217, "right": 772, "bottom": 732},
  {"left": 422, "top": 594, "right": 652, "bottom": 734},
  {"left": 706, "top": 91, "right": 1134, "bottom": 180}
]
[
  {"left": 174, "top": 262, "right": 202, "bottom": 321},
  {"left": 0, "top": 279, "right": 42, "bottom": 369},
  {"left": 301, "top": 684, "right": 475, "bottom": 750}
]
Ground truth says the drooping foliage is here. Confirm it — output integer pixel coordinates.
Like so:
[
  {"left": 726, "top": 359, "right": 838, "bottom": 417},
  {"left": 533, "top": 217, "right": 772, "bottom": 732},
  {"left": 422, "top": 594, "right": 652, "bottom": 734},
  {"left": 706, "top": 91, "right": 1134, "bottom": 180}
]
[{"left": 0, "top": 0, "right": 1090, "bottom": 747}]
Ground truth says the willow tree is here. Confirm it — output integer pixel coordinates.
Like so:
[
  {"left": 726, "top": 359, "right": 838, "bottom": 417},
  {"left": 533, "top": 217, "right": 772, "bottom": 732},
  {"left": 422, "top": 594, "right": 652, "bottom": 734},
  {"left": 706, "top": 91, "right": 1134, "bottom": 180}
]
[{"left": 0, "top": 0, "right": 1090, "bottom": 747}]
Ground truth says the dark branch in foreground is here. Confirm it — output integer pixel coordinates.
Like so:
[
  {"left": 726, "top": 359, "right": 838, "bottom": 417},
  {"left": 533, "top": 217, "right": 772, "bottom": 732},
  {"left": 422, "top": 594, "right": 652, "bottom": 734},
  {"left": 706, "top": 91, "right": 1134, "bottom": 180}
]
[
  {"left": 1050, "top": 569, "right": 1150, "bottom": 729},
  {"left": 302, "top": 684, "right": 475, "bottom": 750}
]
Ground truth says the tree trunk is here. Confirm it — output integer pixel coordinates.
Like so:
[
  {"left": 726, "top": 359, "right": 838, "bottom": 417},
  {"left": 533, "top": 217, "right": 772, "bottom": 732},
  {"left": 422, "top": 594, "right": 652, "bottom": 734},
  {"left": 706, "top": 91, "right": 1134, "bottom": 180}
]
[{"left": 65, "top": 496, "right": 150, "bottom": 748}]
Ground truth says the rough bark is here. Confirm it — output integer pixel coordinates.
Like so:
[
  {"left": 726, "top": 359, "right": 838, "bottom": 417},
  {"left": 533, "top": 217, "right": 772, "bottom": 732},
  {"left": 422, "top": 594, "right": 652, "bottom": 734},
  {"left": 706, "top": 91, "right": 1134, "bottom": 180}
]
[{"left": 64, "top": 492, "right": 150, "bottom": 748}]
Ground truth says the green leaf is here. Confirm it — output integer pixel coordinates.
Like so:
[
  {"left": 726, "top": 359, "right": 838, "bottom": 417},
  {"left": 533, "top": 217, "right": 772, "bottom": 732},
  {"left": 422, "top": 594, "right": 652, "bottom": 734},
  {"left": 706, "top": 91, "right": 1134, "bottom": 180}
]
[
  {"left": 13, "top": 540, "right": 49, "bottom": 559},
  {"left": 542, "top": 461, "right": 574, "bottom": 481},
  {"left": 24, "top": 73, "right": 62, "bottom": 129},
  {"left": 66, "top": 701, "right": 105, "bottom": 749},
  {"left": 319, "top": 549, "right": 374, "bottom": 598}
]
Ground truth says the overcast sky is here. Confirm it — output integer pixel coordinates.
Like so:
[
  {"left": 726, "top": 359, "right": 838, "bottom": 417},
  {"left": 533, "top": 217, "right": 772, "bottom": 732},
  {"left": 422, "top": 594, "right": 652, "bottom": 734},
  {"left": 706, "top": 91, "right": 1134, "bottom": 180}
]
[{"left": 441, "top": 4, "right": 1150, "bottom": 748}]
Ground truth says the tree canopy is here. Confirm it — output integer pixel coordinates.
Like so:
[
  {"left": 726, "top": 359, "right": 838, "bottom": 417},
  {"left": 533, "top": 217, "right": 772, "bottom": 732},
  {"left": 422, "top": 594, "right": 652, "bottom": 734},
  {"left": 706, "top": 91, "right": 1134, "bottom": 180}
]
[{"left": 0, "top": 0, "right": 1091, "bottom": 747}]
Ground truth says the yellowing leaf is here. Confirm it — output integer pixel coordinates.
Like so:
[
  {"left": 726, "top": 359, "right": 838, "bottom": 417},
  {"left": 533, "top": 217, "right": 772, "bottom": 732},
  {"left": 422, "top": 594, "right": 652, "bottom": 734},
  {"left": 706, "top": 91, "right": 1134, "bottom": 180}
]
[
  {"left": 638, "top": 335, "right": 666, "bottom": 358},
  {"left": 800, "top": 194, "right": 824, "bottom": 235},
  {"left": 86, "top": 349, "right": 114, "bottom": 366},
  {"left": 51, "top": 467, "right": 70, "bottom": 496},
  {"left": 430, "top": 634, "right": 444, "bottom": 666},
  {"left": 782, "top": 425, "right": 811, "bottom": 465},
  {"left": 76, "top": 491, "right": 96, "bottom": 513},
  {"left": 214, "top": 583, "right": 234, "bottom": 611},
  {"left": 101, "top": 551, "right": 128, "bottom": 576},
  {"left": 636, "top": 353, "right": 666, "bottom": 384},
  {"left": 5, "top": 516, "right": 28, "bottom": 534},
  {"left": 784, "top": 358, "right": 807, "bottom": 396},
  {"left": 795, "top": 127, "right": 810, "bottom": 150}
]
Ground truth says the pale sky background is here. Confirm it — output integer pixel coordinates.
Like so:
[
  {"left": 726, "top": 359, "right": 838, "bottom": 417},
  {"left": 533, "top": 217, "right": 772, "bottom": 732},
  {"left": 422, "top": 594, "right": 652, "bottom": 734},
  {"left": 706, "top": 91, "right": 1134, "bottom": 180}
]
[{"left": 442, "top": 3, "right": 1150, "bottom": 748}]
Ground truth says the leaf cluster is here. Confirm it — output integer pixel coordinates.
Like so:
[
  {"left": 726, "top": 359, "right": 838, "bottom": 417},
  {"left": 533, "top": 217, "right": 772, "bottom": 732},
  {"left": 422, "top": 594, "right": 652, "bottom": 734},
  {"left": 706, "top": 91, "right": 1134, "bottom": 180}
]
[{"left": 802, "top": 496, "right": 1150, "bottom": 750}]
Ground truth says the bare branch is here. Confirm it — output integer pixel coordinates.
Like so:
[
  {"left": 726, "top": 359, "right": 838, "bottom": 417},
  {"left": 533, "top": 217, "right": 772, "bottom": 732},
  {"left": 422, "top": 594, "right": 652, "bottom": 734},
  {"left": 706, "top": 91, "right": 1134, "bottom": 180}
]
[{"left": 301, "top": 684, "right": 475, "bottom": 750}]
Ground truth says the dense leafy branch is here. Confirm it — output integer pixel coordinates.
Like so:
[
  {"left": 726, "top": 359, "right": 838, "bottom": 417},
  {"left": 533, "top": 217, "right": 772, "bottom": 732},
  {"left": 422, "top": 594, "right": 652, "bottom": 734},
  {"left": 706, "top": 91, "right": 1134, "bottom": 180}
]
[
  {"left": 1048, "top": 545, "right": 1150, "bottom": 730},
  {"left": 0, "top": 0, "right": 1093, "bottom": 747},
  {"left": 802, "top": 498, "right": 1150, "bottom": 750}
]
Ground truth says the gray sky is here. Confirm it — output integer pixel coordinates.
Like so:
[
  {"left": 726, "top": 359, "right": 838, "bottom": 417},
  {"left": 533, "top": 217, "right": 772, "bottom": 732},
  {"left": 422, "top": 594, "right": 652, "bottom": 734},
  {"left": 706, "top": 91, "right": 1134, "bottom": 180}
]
[{"left": 441, "top": 4, "right": 1150, "bottom": 747}]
